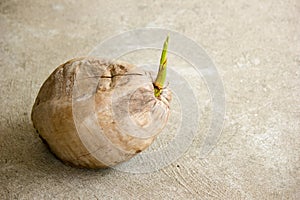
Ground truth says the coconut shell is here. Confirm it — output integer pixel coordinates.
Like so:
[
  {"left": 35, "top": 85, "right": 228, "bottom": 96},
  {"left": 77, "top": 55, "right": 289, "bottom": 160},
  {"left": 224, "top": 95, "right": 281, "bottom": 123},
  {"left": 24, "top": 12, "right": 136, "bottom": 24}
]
[{"left": 31, "top": 57, "right": 171, "bottom": 168}]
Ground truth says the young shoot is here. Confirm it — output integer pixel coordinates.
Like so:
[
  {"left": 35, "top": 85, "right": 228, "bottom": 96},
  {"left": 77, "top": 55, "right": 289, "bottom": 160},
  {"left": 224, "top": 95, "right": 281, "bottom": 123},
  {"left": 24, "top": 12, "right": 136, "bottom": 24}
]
[{"left": 154, "top": 36, "right": 169, "bottom": 97}]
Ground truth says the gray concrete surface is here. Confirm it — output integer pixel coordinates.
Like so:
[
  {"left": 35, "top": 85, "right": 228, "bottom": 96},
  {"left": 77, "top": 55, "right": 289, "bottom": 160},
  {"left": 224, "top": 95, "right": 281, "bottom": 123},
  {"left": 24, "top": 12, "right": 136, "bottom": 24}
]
[{"left": 0, "top": 0, "right": 299, "bottom": 199}]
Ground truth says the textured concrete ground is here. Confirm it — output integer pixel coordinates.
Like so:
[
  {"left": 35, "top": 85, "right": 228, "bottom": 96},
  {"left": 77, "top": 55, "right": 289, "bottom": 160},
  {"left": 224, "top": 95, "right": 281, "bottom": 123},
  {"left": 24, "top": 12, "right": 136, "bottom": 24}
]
[{"left": 0, "top": 0, "right": 299, "bottom": 199}]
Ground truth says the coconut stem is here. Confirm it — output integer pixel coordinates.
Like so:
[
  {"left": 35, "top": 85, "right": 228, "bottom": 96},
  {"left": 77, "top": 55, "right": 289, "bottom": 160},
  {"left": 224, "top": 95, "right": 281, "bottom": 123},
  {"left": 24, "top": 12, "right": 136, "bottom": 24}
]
[{"left": 154, "top": 35, "right": 169, "bottom": 97}]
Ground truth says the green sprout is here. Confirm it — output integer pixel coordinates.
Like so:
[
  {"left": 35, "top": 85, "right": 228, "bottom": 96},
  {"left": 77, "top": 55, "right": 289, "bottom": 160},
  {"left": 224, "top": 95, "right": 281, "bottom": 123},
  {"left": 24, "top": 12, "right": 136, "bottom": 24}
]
[{"left": 154, "top": 35, "right": 169, "bottom": 97}]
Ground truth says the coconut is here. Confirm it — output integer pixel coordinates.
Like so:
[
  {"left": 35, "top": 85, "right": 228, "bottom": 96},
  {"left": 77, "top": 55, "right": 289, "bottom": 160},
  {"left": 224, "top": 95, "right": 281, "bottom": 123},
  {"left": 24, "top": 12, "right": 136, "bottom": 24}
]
[{"left": 31, "top": 37, "right": 171, "bottom": 168}]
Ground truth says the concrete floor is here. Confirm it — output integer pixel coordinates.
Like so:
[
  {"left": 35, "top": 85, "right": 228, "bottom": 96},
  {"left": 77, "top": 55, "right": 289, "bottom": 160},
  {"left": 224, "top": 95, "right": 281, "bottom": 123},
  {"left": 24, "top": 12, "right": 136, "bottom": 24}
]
[{"left": 0, "top": 0, "right": 299, "bottom": 199}]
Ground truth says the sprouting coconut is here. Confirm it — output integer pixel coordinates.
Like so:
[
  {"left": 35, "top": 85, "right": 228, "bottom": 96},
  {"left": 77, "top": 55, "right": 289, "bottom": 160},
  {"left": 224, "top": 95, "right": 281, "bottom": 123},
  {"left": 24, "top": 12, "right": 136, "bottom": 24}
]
[{"left": 31, "top": 36, "right": 171, "bottom": 168}]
